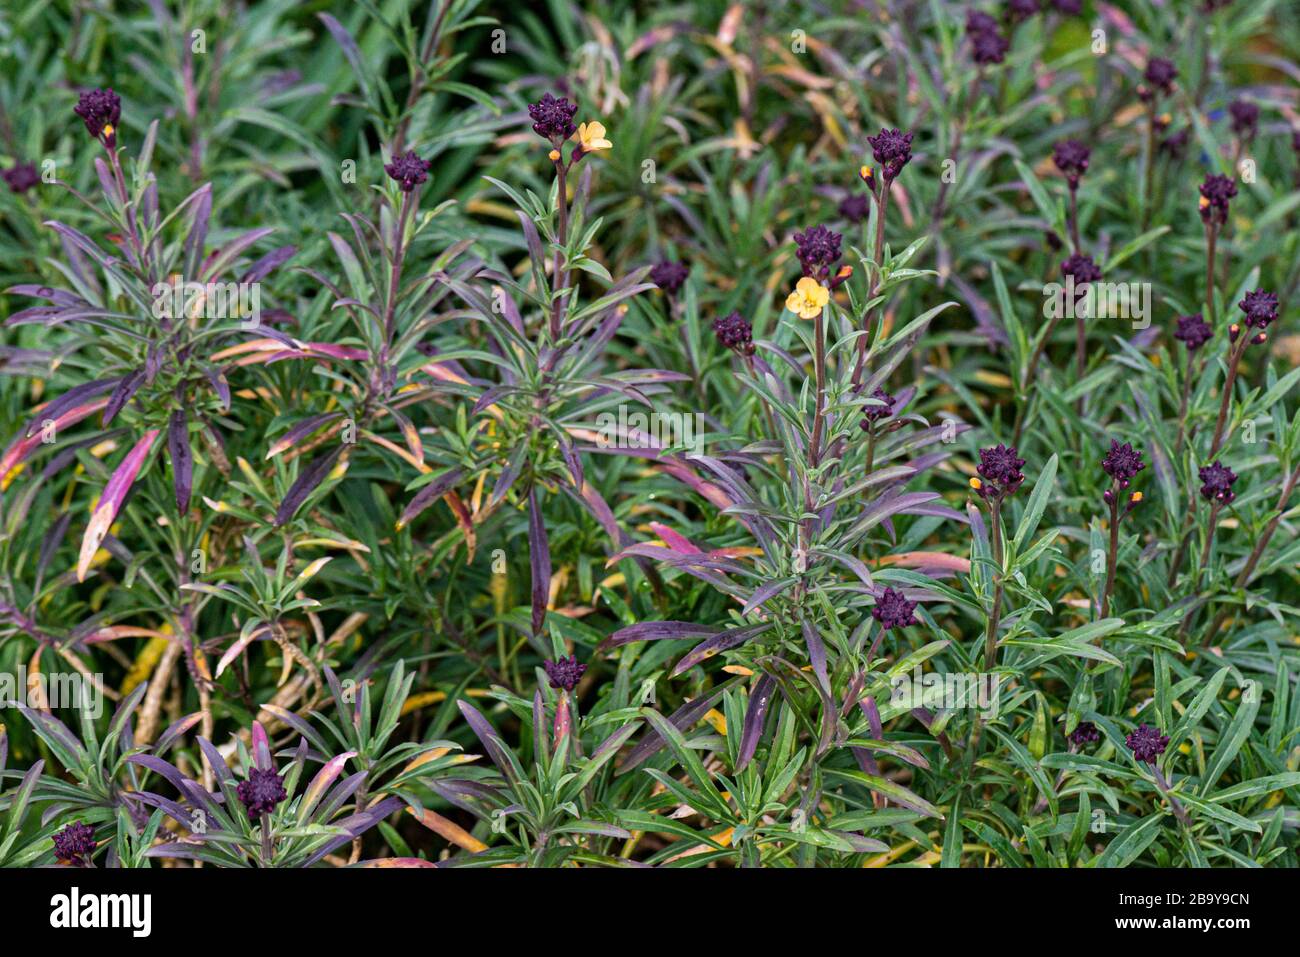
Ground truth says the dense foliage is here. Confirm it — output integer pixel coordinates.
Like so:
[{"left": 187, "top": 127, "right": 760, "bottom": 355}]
[{"left": 1, "top": 0, "right": 1298, "bottom": 869}]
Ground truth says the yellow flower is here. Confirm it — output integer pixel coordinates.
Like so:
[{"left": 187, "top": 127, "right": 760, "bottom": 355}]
[
  {"left": 785, "top": 276, "right": 829, "bottom": 319},
  {"left": 577, "top": 121, "right": 612, "bottom": 153}
]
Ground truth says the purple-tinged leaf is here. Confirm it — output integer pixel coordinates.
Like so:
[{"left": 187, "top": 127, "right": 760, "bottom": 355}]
[
  {"left": 168, "top": 408, "right": 192, "bottom": 514},
  {"left": 395, "top": 466, "right": 465, "bottom": 530},
  {"left": 528, "top": 486, "right": 551, "bottom": 636},
  {"left": 102, "top": 369, "right": 146, "bottom": 425},
  {"left": 671, "top": 622, "right": 774, "bottom": 676},
  {"left": 77, "top": 429, "right": 160, "bottom": 581},
  {"left": 299, "top": 750, "right": 357, "bottom": 820},
  {"left": 274, "top": 446, "right": 344, "bottom": 527},
  {"left": 456, "top": 700, "right": 519, "bottom": 785},
  {"left": 251, "top": 721, "right": 273, "bottom": 771},
  {"left": 153, "top": 711, "right": 203, "bottom": 756},
  {"left": 801, "top": 618, "right": 832, "bottom": 699},
  {"left": 5, "top": 284, "right": 88, "bottom": 307},
  {"left": 127, "top": 753, "right": 192, "bottom": 794},
  {"left": 181, "top": 184, "right": 213, "bottom": 275},
  {"left": 203, "top": 365, "right": 231, "bottom": 411},
  {"left": 737, "top": 674, "right": 777, "bottom": 771},
  {"left": 25, "top": 379, "right": 119, "bottom": 436},
  {"left": 266, "top": 413, "right": 342, "bottom": 459},
  {"left": 240, "top": 245, "right": 297, "bottom": 283},
  {"left": 742, "top": 578, "right": 795, "bottom": 615},
  {"left": 618, "top": 677, "right": 741, "bottom": 774},
  {"left": 604, "top": 620, "right": 719, "bottom": 649}
]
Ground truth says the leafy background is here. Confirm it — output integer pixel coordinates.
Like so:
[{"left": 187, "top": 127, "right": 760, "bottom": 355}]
[{"left": 0, "top": 0, "right": 1298, "bottom": 867}]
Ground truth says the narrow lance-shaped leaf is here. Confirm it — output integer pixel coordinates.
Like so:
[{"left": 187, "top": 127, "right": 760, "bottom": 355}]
[
  {"left": 737, "top": 674, "right": 777, "bottom": 771},
  {"left": 528, "top": 486, "right": 551, "bottom": 637},
  {"left": 103, "top": 368, "right": 145, "bottom": 425},
  {"left": 395, "top": 467, "right": 465, "bottom": 530},
  {"left": 77, "top": 429, "right": 160, "bottom": 581},
  {"left": 168, "top": 408, "right": 192, "bottom": 514},
  {"left": 274, "top": 446, "right": 344, "bottom": 527}
]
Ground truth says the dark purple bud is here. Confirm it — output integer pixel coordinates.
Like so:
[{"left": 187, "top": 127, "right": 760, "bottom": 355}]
[
  {"left": 53, "top": 821, "right": 96, "bottom": 866},
  {"left": 793, "top": 224, "right": 842, "bottom": 280},
  {"left": 527, "top": 92, "right": 578, "bottom": 142},
  {"left": 2, "top": 163, "right": 39, "bottom": 193},
  {"left": 236, "top": 766, "right": 288, "bottom": 818},
  {"left": 1199, "top": 174, "right": 1237, "bottom": 226},
  {"left": 1125, "top": 723, "right": 1169, "bottom": 762},
  {"left": 970, "top": 27, "right": 1011, "bottom": 65},
  {"left": 543, "top": 655, "right": 587, "bottom": 692},
  {"left": 1068, "top": 721, "right": 1100, "bottom": 746},
  {"left": 383, "top": 151, "right": 431, "bottom": 192},
  {"left": 712, "top": 310, "right": 754, "bottom": 355},
  {"left": 871, "top": 586, "right": 917, "bottom": 630},
  {"left": 859, "top": 387, "right": 896, "bottom": 428},
  {"left": 1159, "top": 127, "right": 1191, "bottom": 158},
  {"left": 1049, "top": 0, "right": 1083, "bottom": 13},
  {"left": 649, "top": 260, "right": 690, "bottom": 294},
  {"left": 168, "top": 408, "right": 192, "bottom": 515},
  {"left": 1145, "top": 58, "right": 1177, "bottom": 92},
  {"left": 1238, "top": 289, "right": 1279, "bottom": 330},
  {"left": 973, "top": 443, "right": 1026, "bottom": 500},
  {"left": 1197, "top": 461, "right": 1237, "bottom": 504},
  {"left": 1173, "top": 313, "right": 1212, "bottom": 351},
  {"left": 1228, "top": 98, "right": 1259, "bottom": 138},
  {"left": 838, "top": 192, "right": 869, "bottom": 223},
  {"left": 73, "top": 88, "right": 122, "bottom": 145},
  {"left": 1052, "top": 139, "right": 1091, "bottom": 189},
  {"left": 1102, "top": 440, "right": 1146, "bottom": 484},
  {"left": 1004, "top": 0, "right": 1040, "bottom": 24},
  {"left": 867, "top": 128, "right": 914, "bottom": 182},
  {"left": 966, "top": 10, "right": 999, "bottom": 34},
  {"left": 1060, "top": 252, "right": 1102, "bottom": 285}
]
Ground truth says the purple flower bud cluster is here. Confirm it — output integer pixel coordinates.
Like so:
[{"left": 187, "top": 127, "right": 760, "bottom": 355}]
[
  {"left": 1199, "top": 174, "right": 1237, "bottom": 226},
  {"left": 713, "top": 311, "right": 754, "bottom": 355},
  {"left": 1060, "top": 253, "right": 1102, "bottom": 285},
  {"left": 967, "top": 11, "right": 1010, "bottom": 65},
  {"left": 1238, "top": 290, "right": 1279, "bottom": 330},
  {"left": 867, "top": 128, "right": 914, "bottom": 183},
  {"left": 793, "top": 225, "right": 843, "bottom": 281},
  {"left": 1102, "top": 440, "right": 1145, "bottom": 486},
  {"left": 839, "top": 192, "right": 869, "bottom": 223},
  {"left": 384, "top": 151, "right": 432, "bottom": 192},
  {"left": 1068, "top": 721, "right": 1100, "bottom": 746},
  {"left": 53, "top": 822, "right": 96, "bottom": 866},
  {"left": 859, "top": 387, "right": 896, "bottom": 429},
  {"left": 1173, "top": 314, "right": 1212, "bottom": 351},
  {"left": 1228, "top": 99, "right": 1259, "bottom": 138},
  {"left": 544, "top": 655, "right": 587, "bottom": 691},
  {"left": 1197, "top": 461, "right": 1237, "bottom": 504},
  {"left": 1005, "top": 0, "right": 1040, "bottom": 25},
  {"left": 528, "top": 93, "right": 578, "bottom": 142},
  {"left": 1, "top": 162, "right": 39, "bottom": 193},
  {"left": 1126, "top": 723, "right": 1169, "bottom": 762},
  {"left": 236, "top": 767, "right": 288, "bottom": 819},
  {"left": 973, "top": 444, "right": 1026, "bottom": 501},
  {"left": 871, "top": 587, "right": 917, "bottom": 630},
  {"left": 1101, "top": 441, "right": 1145, "bottom": 513},
  {"left": 1052, "top": 139, "right": 1091, "bottom": 189},
  {"left": 1141, "top": 58, "right": 1178, "bottom": 99},
  {"left": 73, "top": 88, "right": 121, "bottom": 145},
  {"left": 1160, "top": 127, "right": 1191, "bottom": 158},
  {"left": 650, "top": 260, "right": 690, "bottom": 295}
]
